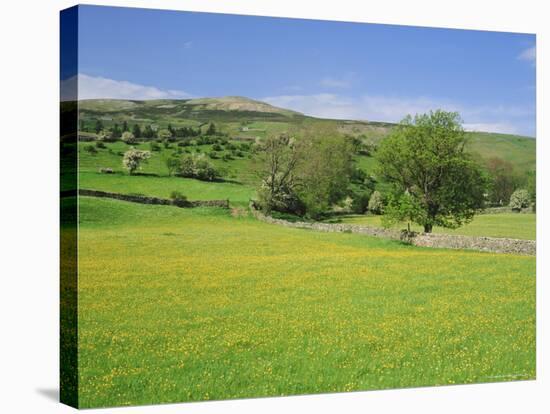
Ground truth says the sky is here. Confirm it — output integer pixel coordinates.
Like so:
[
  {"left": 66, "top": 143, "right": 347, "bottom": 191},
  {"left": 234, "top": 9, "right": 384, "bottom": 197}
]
[{"left": 64, "top": 5, "right": 536, "bottom": 137}]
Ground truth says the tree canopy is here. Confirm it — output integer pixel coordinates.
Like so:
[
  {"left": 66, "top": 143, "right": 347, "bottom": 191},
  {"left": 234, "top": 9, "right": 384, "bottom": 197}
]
[
  {"left": 485, "top": 157, "right": 521, "bottom": 206},
  {"left": 122, "top": 148, "right": 151, "bottom": 175},
  {"left": 376, "top": 110, "right": 488, "bottom": 233},
  {"left": 256, "top": 127, "right": 354, "bottom": 219}
]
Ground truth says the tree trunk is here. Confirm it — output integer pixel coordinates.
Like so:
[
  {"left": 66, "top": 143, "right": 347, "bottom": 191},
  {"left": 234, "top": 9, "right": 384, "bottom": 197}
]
[{"left": 423, "top": 223, "right": 433, "bottom": 233}]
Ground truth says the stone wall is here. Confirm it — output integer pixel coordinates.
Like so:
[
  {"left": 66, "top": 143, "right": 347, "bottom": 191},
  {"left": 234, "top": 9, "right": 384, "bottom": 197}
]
[
  {"left": 479, "top": 206, "right": 533, "bottom": 214},
  {"left": 411, "top": 233, "right": 535, "bottom": 255},
  {"left": 79, "top": 189, "right": 229, "bottom": 209},
  {"left": 250, "top": 203, "right": 535, "bottom": 256}
]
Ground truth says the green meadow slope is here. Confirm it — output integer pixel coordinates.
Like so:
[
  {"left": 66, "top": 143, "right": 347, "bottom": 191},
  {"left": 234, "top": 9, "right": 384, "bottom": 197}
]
[
  {"left": 74, "top": 197, "right": 535, "bottom": 407},
  {"left": 67, "top": 97, "right": 536, "bottom": 407},
  {"left": 76, "top": 97, "right": 536, "bottom": 176}
]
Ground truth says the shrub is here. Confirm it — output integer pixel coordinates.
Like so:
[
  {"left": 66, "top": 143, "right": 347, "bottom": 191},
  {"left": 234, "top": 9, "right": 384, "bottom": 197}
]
[
  {"left": 176, "top": 154, "right": 220, "bottom": 181},
  {"left": 368, "top": 191, "right": 384, "bottom": 214},
  {"left": 178, "top": 155, "right": 195, "bottom": 177},
  {"left": 165, "top": 156, "right": 180, "bottom": 176},
  {"left": 193, "top": 156, "right": 220, "bottom": 181},
  {"left": 216, "top": 137, "right": 228, "bottom": 145},
  {"left": 341, "top": 196, "right": 354, "bottom": 212},
  {"left": 97, "top": 129, "right": 116, "bottom": 142},
  {"left": 350, "top": 167, "right": 367, "bottom": 184},
  {"left": 99, "top": 167, "right": 114, "bottom": 174},
  {"left": 258, "top": 177, "right": 306, "bottom": 216},
  {"left": 122, "top": 148, "right": 151, "bottom": 174},
  {"left": 170, "top": 191, "right": 187, "bottom": 200},
  {"left": 509, "top": 188, "right": 530, "bottom": 211},
  {"left": 212, "top": 143, "right": 223, "bottom": 152},
  {"left": 149, "top": 141, "right": 161, "bottom": 152},
  {"left": 170, "top": 191, "right": 188, "bottom": 206},
  {"left": 95, "top": 141, "right": 106, "bottom": 149},
  {"left": 157, "top": 129, "right": 172, "bottom": 141},
  {"left": 351, "top": 191, "right": 372, "bottom": 214},
  {"left": 84, "top": 144, "right": 97, "bottom": 155},
  {"left": 222, "top": 153, "right": 233, "bottom": 162},
  {"left": 121, "top": 131, "right": 137, "bottom": 144},
  {"left": 208, "top": 151, "right": 220, "bottom": 159}
]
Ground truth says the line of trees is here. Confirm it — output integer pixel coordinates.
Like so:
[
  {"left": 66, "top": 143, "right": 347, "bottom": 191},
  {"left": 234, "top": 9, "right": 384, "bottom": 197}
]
[
  {"left": 256, "top": 127, "right": 356, "bottom": 219},
  {"left": 255, "top": 110, "right": 536, "bottom": 233},
  {"left": 88, "top": 120, "right": 221, "bottom": 142},
  {"left": 484, "top": 156, "right": 535, "bottom": 211}
]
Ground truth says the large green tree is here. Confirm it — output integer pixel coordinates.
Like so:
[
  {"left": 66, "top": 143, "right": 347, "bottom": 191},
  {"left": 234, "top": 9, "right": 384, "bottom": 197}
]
[
  {"left": 377, "top": 110, "right": 488, "bottom": 233},
  {"left": 295, "top": 129, "right": 354, "bottom": 218},
  {"left": 256, "top": 134, "right": 303, "bottom": 215},
  {"left": 256, "top": 128, "right": 354, "bottom": 219}
]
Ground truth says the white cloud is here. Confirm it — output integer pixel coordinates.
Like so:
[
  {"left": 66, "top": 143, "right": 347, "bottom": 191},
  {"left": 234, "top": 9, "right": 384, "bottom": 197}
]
[
  {"left": 518, "top": 46, "right": 536, "bottom": 66},
  {"left": 263, "top": 93, "right": 458, "bottom": 122},
  {"left": 60, "top": 74, "right": 192, "bottom": 101},
  {"left": 263, "top": 94, "right": 359, "bottom": 119},
  {"left": 463, "top": 122, "right": 518, "bottom": 135},
  {"left": 262, "top": 93, "right": 533, "bottom": 136},
  {"left": 357, "top": 95, "right": 461, "bottom": 122}
]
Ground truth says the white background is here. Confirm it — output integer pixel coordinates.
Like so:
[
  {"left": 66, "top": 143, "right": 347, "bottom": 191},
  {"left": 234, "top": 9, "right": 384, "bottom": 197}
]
[{"left": 0, "top": 0, "right": 547, "bottom": 412}]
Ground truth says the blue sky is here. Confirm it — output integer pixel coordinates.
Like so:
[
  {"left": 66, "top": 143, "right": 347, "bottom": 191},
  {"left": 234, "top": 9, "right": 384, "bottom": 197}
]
[{"left": 68, "top": 5, "right": 536, "bottom": 136}]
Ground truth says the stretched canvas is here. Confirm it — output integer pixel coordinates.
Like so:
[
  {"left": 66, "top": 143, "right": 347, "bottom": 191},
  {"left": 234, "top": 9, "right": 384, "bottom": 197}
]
[{"left": 60, "top": 4, "right": 536, "bottom": 409}]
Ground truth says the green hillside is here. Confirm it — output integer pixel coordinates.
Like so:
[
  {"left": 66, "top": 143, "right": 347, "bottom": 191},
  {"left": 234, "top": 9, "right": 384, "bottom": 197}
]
[
  {"left": 75, "top": 97, "right": 535, "bottom": 177},
  {"left": 67, "top": 97, "right": 536, "bottom": 407}
]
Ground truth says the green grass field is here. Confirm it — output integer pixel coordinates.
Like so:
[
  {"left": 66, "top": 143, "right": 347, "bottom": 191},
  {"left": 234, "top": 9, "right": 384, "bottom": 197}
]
[
  {"left": 76, "top": 197, "right": 535, "bottom": 407},
  {"left": 78, "top": 142, "right": 257, "bottom": 207},
  {"left": 71, "top": 99, "right": 537, "bottom": 407},
  {"left": 336, "top": 213, "right": 536, "bottom": 240}
]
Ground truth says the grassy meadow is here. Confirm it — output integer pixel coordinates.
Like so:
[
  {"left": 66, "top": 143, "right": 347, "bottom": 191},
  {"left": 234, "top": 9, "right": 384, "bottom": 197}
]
[
  {"left": 78, "top": 141, "right": 257, "bottom": 207},
  {"left": 335, "top": 213, "right": 536, "bottom": 240},
  {"left": 77, "top": 197, "right": 535, "bottom": 407},
  {"left": 68, "top": 97, "right": 537, "bottom": 407}
]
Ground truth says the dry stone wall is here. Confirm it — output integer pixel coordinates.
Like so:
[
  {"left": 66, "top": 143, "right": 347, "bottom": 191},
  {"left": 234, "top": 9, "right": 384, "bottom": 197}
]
[
  {"left": 250, "top": 203, "right": 535, "bottom": 256},
  {"left": 79, "top": 189, "right": 229, "bottom": 209}
]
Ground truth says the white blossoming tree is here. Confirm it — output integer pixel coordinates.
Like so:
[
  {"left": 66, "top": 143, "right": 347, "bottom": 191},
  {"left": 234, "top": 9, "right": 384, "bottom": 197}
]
[
  {"left": 121, "top": 131, "right": 137, "bottom": 144},
  {"left": 509, "top": 189, "right": 530, "bottom": 211},
  {"left": 123, "top": 148, "right": 151, "bottom": 175}
]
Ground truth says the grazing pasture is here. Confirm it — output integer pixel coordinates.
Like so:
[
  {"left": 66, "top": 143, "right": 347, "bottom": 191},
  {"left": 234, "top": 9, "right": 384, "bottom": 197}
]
[
  {"left": 336, "top": 213, "right": 536, "bottom": 241},
  {"left": 68, "top": 98, "right": 536, "bottom": 407},
  {"left": 76, "top": 197, "right": 535, "bottom": 407},
  {"left": 78, "top": 141, "right": 257, "bottom": 207}
]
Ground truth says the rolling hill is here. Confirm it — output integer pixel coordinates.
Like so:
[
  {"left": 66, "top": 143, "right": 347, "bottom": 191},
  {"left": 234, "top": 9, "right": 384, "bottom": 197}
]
[{"left": 74, "top": 97, "right": 536, "bottom": 176}]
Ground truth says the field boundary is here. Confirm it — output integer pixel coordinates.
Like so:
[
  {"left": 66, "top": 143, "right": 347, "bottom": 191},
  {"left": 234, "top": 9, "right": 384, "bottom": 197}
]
[
  {"left": 250, "top": 203, "right": 535, "bottom": 255},
  {"left": 79, "top": 189, "right": 230, "bottom": 209}
]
